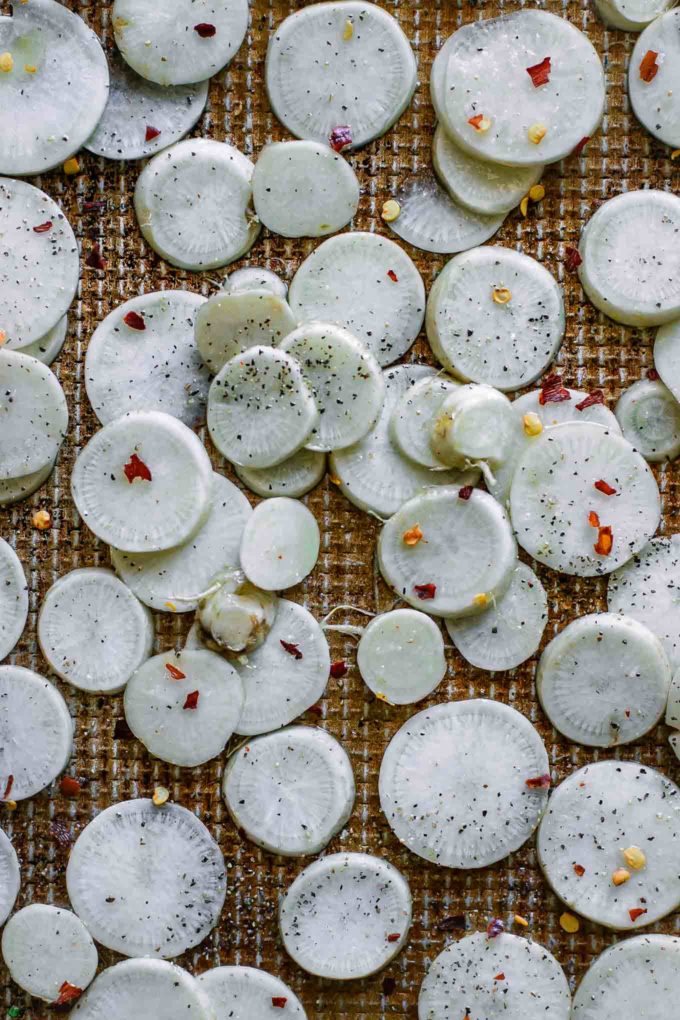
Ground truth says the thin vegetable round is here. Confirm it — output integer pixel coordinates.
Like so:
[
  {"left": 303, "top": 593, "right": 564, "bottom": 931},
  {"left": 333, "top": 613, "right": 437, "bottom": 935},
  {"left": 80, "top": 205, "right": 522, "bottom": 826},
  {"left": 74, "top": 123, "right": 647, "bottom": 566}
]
[
  {"left": 572, "top": 935, "right": 680, "bottom": 1020},
  {"left": 0, "top": 666, "right": 73, "bottom": 801},
  {"left": 69, "top": 959, "right": 215, "bottom": 1020},
  {"left": 195, "top": 289, "right": 297, "bottom": 375},
  {"left": 379, "top": 700, "right": 550, "bottom": 869},
  {"left": 426, "top": 246, "right": 565, "bottom": 391},
  {"left": 389, "top": 374, "right": 459, "bottom": 469},
  {"left": 239, "top": 497, "right": 320, "bottom": 591},
  {"left": 596, "top": 0, "right": 674, "bottom": 30},
  {"left": 0, "top": 350, "right": 68, "bottom": 480},
  {"left": 629, "top": 10, "right": 680, "bottom": 148},
  {"left": 378, "top": 486, "right": 517, "bottom": 618},
  {"left": 357, "top": 609, "right": 447, "bottom": 704},
  {"left": 19, "top": 315, "right": 68, "bottom": 366},
  {"left": 430, "top": 384, "right": 517, "bottom": 470},
  {"left": 198, "top": 967, "right": 308, "bottom": 1020},
  {"left": 196, "top": 568, "right": 278, "bottom": 656},
  {"left": 134, "top": 139, "right": 260, "bottom": 270},
  {"left": 0, "top": 539, "right": 27, "bottom": 662},
  {"left": 509, "top": 421, "right": 660, "bottom": 576},
  {"left": 223, "top": 726, "right": 355, "bottom": 856},
  {"left": 38, "top": 568, "right": 154, "bottom": 694},
  {"left": 667, "top": 669, "right": 680, "bottom": 728},
  {"left": 279, "top": 852, "right": 412, "bottom": 980},
  {"left": 537, "top": 760, "right": 680, "bottom": 930},
  {"left": 0, "top": 459, "right": 55, "bottom": 508},
  {"left": 265, "top": 2, "right": 417, "bottom": 150},
  {"left": 0, "top": 828, "right": 19, "bottom": 927},
  {"left": 66, "top": 799, "right": 227, "bottom": 958},
  {"left": 615, "top": 378, "right": 680, "bottom": 462},
  {"left": 229, "top": 266, "right": 288, "bottom": 299},
  {"left": 235, "top": 448, "right": 326, "bottom": 499},
  {"left": 654, "top": 317, "right": 680, "bottom": 407},
  {"left": 1, "top": 904, "right": 98, "bottom": 1002}
]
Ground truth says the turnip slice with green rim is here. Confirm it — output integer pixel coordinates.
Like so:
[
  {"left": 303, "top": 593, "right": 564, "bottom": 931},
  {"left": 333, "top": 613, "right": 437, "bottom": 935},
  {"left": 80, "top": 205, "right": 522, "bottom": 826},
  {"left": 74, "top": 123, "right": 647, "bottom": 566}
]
[
  {"left": 86, "top": 54, "right": 208, "bottom": 160},
  {"left": 199, "top": 967, "right": 307, "bottom": 1019},
  {"left": 223, "top": 725, "right": 354, "bottom": 856},
  {"left": 196, "top": 569, "right": 278, "bottom": 656},
  {"left": 265, "top": 1, "right": 416, "bottom": 150},
  {"left": 379, "top": 486, "right": 516, "bottom": 618},
  {"left": 0, "top": 179, "right": 79, "bottom": 349},
  {"left": 537, "top": 760, "right": 680, "bottom": 930},
  {"left": 134, "top": 139, "right": 260, "bottom": 270},
  {"left": 19, "top": 315, "right": 67, "bottom": 367},
  {"left": 195, "top": 289, "right": 297, "bottom": 374},
  {"left": 38, "top": 568, "right": 154, "bottom": 694},
  {"left": 537, "top": 612, "right": 671, "bottom": 747},
  {"left": 70, "top": 959, "right": 214, "bottom": 1020},
  {"left": 235, "top": 449, "right": 326, "bottom": 499},
  {"left": 0, "top": 829, "right": 19, "bottom": 927},
  {"left": 629, "top": 11, "right": 680, "bottom": 148},
  {"left": 0, "top": 665, "right": 73, "bottom": 800},
  {"left": 380, "top": 699, "right": 550, "bottom": 868},
  {"left": 208, "top": 346, "right": 319, "bottom": 468},
  {"left": 71, "top": 411, "right": 213, "bottom": 553},
  {"left": 253, "top": 141, "right": 360, "bottom": 238},
  {"left": 280, "top": 322, "right": 384, "bottom": 451},
  {"left": 510, "top": 421, "right": 660, "bottom": 577},
  {"left": 442, "top": 10, "right": 605, "bottom": 167},
  {"left": 279, "top": 852, "right": 411, "bottom": 979},
  {"left": 288, "top": 232, "right": 425, "bottom": 367},
  {"left": 446, "top": 563, "right": 548, "bottom": 672},
  {"left": 430, "top": 383, "right": 517, "bottom": 471},
  {"left": 573, "top": 934, "right": 680, "bottom": 1020},
  {"left": 389, "top": 374, "right": 459, "bottom": 469},
  {"left": 240, "top": 497, "right": 319, "bottom": 591},
  {"left": 433, "top": 125, "right": 544, "bottom": 217},
  {"left": 418, "top": 931, "right": 571, "bottom": 1020},
  {"left": 67, "top": 799, "right": 226, "bottom": 958},
  {"left": 0, "top": 459, "right": 55, "bottom": 508},
  {"left": 86, "top": 291, "right": 210, "bottom": 428},
  {"left": 357, "top": 609, "right": 446, "bottom": 704},
  {"left": 111, "top": 473, "right": 251, "bottom": 613},
  {"left": 0, "top": 0, "right": 108, "bottom": 176},
  {"left": 113, "top": 0, "right": 248, "bottom": 86},
  {"left": 1, "top": 904, "right": 97, "bottom": 1003},
  {"left": 596, "top": 0, "right": 674, "bottom": 31},
  {"left": 229, "top": 266, "right": 288, "bottom": 299},
  {"left": 578, "top": 190, "right": 680, "bottom": 326},
  {"left": 616, "top": 378, "right": 680, "bottom": 461},
  {"left": 0, "top": 539, "right": 27, "bottom": 662},
  {"left": 426, "top": 246, "right": 565, "bottom": 391},
  {"left": 0, "top": 349, "right": 68, "bottom": 480}
]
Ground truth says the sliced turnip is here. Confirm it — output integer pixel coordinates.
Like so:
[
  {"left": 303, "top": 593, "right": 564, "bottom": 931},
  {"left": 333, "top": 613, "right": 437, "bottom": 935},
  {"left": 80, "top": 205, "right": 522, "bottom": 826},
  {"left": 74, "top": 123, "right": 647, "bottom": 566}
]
[
  {"left": 196, "top": 569, "right": 278, "bottom": 656},
  {"left": 20, "top": 315, "right": 67, "bottom": 367},
  {"left": 0, "top": 665, "right": 73, "bottom": 801},
  {"left": 0, "top": 350, "right": 68, "bottom": 480},
  {"left": 0, "top": 459, "right": 55, "bottom": 508},
  {"left": 38, "top": 568, "right": 154, "bottom": 694},
  {"left": 229, "top": 266, "right": 288, "bottom": 299},
  {"left": 389, "top": 373, "right": 459, "bottom": 469},
  {"left": 596, "top": 0, "right": 674, "bottom": 30},
  {"left": 429, "top": 33, "right": 455, "bottom": 124},
  {"left": 69, "top": 959, "right": 214, "bottom": 1020},
  {"left": 113, "top": 0, "right": 248, "bottom": 86},
  {"left": 572, "top": 934, "right": 680, "bottom": 1020},
  {"left": 378, "top": 486, "right": 516, "bottom": 618},
  {"left": 666, "top": 662, "right": 680, "bottom": 727},
  {"left": 279, "top": 852, "right": 411, "bottom": 979},
  {"left": 357, "top": 609, "right": 446, "bottom": 704},
  {"left": 240, "top": 497, "right": 319, "bottom": 591},
  {"left": 0, "top": 0, "right": 108, "bottom": 176},
  {"left": 426, "top": 245, "right": 565, "bottom": 391},
  {"left": 578, "top": 190, "right": 680, "bottom": 326},
  {"left": 1, "top": 904, "right": 98, "bottom": 1003},
  {"left": 447, "top": 562, "right": 548, "bottom": 672},
  {"left": 288, "top": 232, "right": 425, "bottom": 367},
  {"left": 134, "top": 139, "right": 260, "bottom": 270},
  {"left": 223, "top": 725, "right": 354, "bottom": 856},
  {"left": 0, "top": 828, "right": 19, "bottom": 927},
  {"left": 430, "top": 384, "right": 517, "bottom": 471},
  {"left": 199, "top": 967, "right": 307, "bottom": 1020},
  {"left": 208, "top": 346, "right": 319, "bottom": 468},
  {"left": 537, "top": 760, "right": 680, "bottom": 929},
  {"left": 654, "top": 316, "right": 680, "bottom": 410},
  {"left": 0, "top": 539, "right": 27, "bottom": 662},
  {"left": 86, "top": 53, "right": 208, "bottom": 160},
  {"left": 195, "top": 289, "right": 297, "bottom": 374},
  {"left": 379, "top": 699, "right": 549, "bottom": 868},
  {"left": 670, "top": 731, "right": 680, "bottom": 761},
  {"left": 615, "top": 378, "right": 680, "bottom": 462},
  {"left": 419, "top": 932, "right": 571, "bottom": 1020},
  {"left": 629, "top": 11, "right": 680, "bottom": 148},
  {"left": 265, "top": 1, "right": 416, "bottom": 150},
  {"left": 441, "top": 10, "right": 605, "bottom": 167},
  {"left": 236, "top": 449, "right": 326, "bottom": 499},
  {"left": 510, "top": 421, "right": 660, "bottom": 576}
]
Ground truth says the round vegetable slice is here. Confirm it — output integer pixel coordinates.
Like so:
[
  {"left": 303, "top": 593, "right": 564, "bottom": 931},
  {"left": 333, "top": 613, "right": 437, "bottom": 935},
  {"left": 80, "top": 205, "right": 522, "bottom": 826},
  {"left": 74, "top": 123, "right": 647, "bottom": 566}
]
[
  {"left": 208, "top": 346, "right": 319, "bottom": 469},
  {"left": 0, "top": 179, "right": 79, "bottom": 349},
  {"left": 0, "top": 538, "right": 27, "bottom": 662},
  {"left": 199, "top": 967, "right": 306, "bottom": 1019},
  {"left": 0, "top": 828, "right": 19, "bottom": 927},
  {"left": 670, "top": 731, "right": 680, "bottom": 760},
  {"left": 288, "top": 232, "right": 425, "bottom": 367},
  {"left": 389, "top": 374, "right": 459, "bottom": 469},
  {"left": 111, "top": 473, "right": 251, "bottom": 613},
  {"left": 537, "top": 612, "right": 671, "bottom": 746},
  {"left": 430, "top": 384, "right": 517, "bottom": 470},
  {"left": 1, "top": 904, "right": 98, "bottom": 1002},
  {"left": 510, "top": 421, "right": 660, "bottom": 576},
  {"left": 357, "top": 609, "right": 446, "bottom": 704},
  {"left": 235, "top": 449, "right": 326, "bottom": 499},
  {"left": 378, "top": 486, "right": 516, "bottom": 618},
  {"left": 667, "top": 668, "right": 680, "bottom": 728},
  {"left": 195, "top": 289, "right": 297, "bottom": 374},
  {"left": 0, "top": 0, "right": 108, "bottom": 176},
  {"left": 239, "top": 497, "right": 319, "bottom": 591},
  {"left": 446, "top": 563, "right": 548, "bottom": 672},
  {"left": 0, "top": 350, "right": 68, "bottom": 480},
  {"left": 441, "top": 10, "right": 605, "bottom": 167},
  {"left": 280, "top": 322, "right": 384, "bottom": 451},
  {"left": 20, "top": 315, "right": 67, "bottom": 367},
  {"left": 380, "top": 699, "right": 549, "bottom": 868},
  {"left": 38, "top": 568, "right": 154, "bottom": 694},
  {"left": 426, "top": 245, "right": 565, "bottom": 391},
  {"left": 572, "top": 934, "right": 680, "bottom": 1020},
  {"left": 654, "top": 317, "right": 680, "bottom": 406},
  {"left": 229, "top": 266, "right": 288, "bottom": 299},
  {"left": 265, "top": 1, "right": 416, "bottom": 150},
  {"left": 134, "top": 139, "right": 260, "bottom": 270},
  {"left": 0, "top": 665, "right": 73, "bottom": 801},
  {"left": 71, "top": 411, "right": 213, "bottom": 553},
  {"left": 537, "top": 760, "right": 680, "bottom": 929},
  {"left": 615, "top": 378, "right": 680, "bottom": 462},
  {"left": 67, "top": 799, "right": 226, "bottom": 958},
  {"left": 578, "top": 190, "right": 680, "bottom": 326},
  {"left": 85, "top": 291, "right": 210, "bottom": 428},
  {"left": 629, "top": 10, "right": 680, "bottom": 148},
  {"left": 85, "top": 53, "right": 208, "bottom": 160},
  {"left": 68, "top": 959, "right": 214, "bottom": 1020},
  {"left": 279, "top": 852, "right": 412, "bottom": 979},
  {"left": 113, "top": 0, "right": 248, "bottom": 86},
  {"left": 223, "top": 725, "right": 355, "bottom": 856},
  {"left": 418, "top": 931, "right": 571, "bottom": 1020},
  {"left": 0, "top": 459, "right": 55, "bottom": 508},
  {"left": 196, "top": 569, "right": 278, "bottom": 656},
  {"left": 596, "top": 0, "right": 674, "bottom": 30},
  {"left": 124, "top": 650, "right": 244, "bottom": 767}
]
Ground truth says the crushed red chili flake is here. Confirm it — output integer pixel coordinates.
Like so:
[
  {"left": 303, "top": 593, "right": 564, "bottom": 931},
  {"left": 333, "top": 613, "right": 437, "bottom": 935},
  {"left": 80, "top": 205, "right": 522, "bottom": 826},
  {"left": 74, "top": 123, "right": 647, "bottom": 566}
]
[
  {"left": 145, "top": 125, "right": 161, "bottom": 142},
  {"left": 639, "top": 50, "right": 659, "bottom": 83},
  {"left": 386, "top": 933, "right": 401, "bottom": 943},
  {"left": 572, "top": 136, "right": 590, "bottom": 157},
  {"left": 183, "top": 690, "right": 200, "bottom": 710},
  {"left": 564, "top": 246, "right": 582, "bottom": 271},
  {"left": 525, "top": 773, "right": 551, "bottom": 789},
  {"left": 382, "top": 976, "right": 396, "bottom": 995},
  {"left": 594, "top": 525, "right": 613, "bottom": 557},
  {"left": 387, "top": 269, "right": 398, "bottom": 282},
  {"left": 32, "top": 220, "right": 52, "bottom": 233},
  {"left": 165, "top": 662, "right": 186, "bottom": 681},
  {"left": 458, "top": 485, "right": 473, "bottom": 501},
  {"left": 271, "top": 998, "right": 287, "bottom": 1009},
  {"left": 647, "top": 367, "right": 660, "bottom": 381},
  {"left": 526, "top": 56, "right": 551, "bottom": 87},
  {"left": 539, "top": 373, "right": 571, "bottom": 405},
  {"left": 53, "top": 982, "right": 83, "bottom": 1007},
  {"left": 594, "top": 479, "right": 616, "bottom": 496},
  {"left": 625, "top": 708, "right": 631, "bottom": 718},
  {"left": 2, "top": 775, "right": 13, "bottom": 801},
  {"left": 414, "top": 583, "right": 436, "bottom": 600},
  {"left": 194, "top": 22, "right": 217, "bottom": 37},
  {"left": 629, "top": 907, "right": 648, "bottom": 922},
  {"left": 468, "top": 113, "right": 487, "bottom": 130},
  {"left": 50, "top": 820, "right": 72, "bottom": 848},
  {"left": 575, "top": 389, "right": 605, "bottom": 411},
  {"left": 329, "top": 125, "right": 352, "bottom": 152},
  {"left": 59, "top": 776, "right": 81, "bottom": 797},
  {"left": 85, "top": 244, "right": 106, "bottom": 270},
  {"left": 83, "top": 199, "right": 106, "bottom": 212},
  {"left": 573, "top": 863, "right": 586, "bottom": 876},
  {"left": 486, "top": 918, "right": 504, "bottom": 939},
  {"left": 123, "top": 310, "right": 146, "bottom": 331},
  {"left": 330, "top": 660, "right": 348, "bottom": 679},
  {"left": 280, "top": 639, "right": 303, "bottom": 660},
  {"left": 123, "top": 453, "right": 152, "bottom": 484},
  {"left": 494, "top": 973, "right": 506, "bottom": 981},
  {"left": 588, "top": 510, "right": 601, "bottom": 529}
]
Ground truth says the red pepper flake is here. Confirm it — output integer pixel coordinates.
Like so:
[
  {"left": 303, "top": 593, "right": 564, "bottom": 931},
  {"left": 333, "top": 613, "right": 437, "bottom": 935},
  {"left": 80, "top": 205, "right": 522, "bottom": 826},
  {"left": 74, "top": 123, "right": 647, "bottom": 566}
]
[
  {"left": 386, "top": 932, "right": 401, "bottom": 943},
  {"left": 50, "top": 820, "right": 72, "bottom": 848},
  {"left": 493, "top": 973, "right": 506, "bottom": 981},
  {"left": 572, "top": 136, "right": 590, "bottom": 157},
  {"left": 32, "top": 220, "right": 52, "bottom": 233},
  {"left": 538, "top": 373, "right": 571, "bottom": 405},
  {"left": 414, "top": 583, "right": 436, "bottom": 600},
  {"left": 573, "top": 863, "right": 586, "bottom": 876},
  {"left": 526, "top": 56, "right": 551, "bottom": 87},
  {"left": 280, "top": 639, "right": 303, "bottom": 660},
  {"left": 629, "top": 907, "right": 648, "bottom": 922},
  {"left": 53, "top": 982, "right": 83, "bottom": 1007},
  {"left": 2, "top": 775, "right": 13, "bottom": 801},
  {"left": 165, "top": 662, "right": 186, "bottom": 681},
  {"left": 145, "top": 125, "right": 161, "bottom": 142},
  {"left": 194, "top": 22, "right": 217, "bottom": 37},
  {"left": 575, "top": 389, "right": 605, "bottom": 411},
  {"left": 123, "top": 452, "right": 152, "bottom": 484},
  {"left": 85, "top": 244, "right": 106, "bottom": 270},
  {"left": 564, "top": 246, "right": 583, "bottom": 271},
  {"left": 123, "top": 310, "right": 146, "bottom": 331},
  {"left": 594, "top": 525, "right": 613, "bottom": 557},
  {"left": 525, "top": 773, "right": 551, "bottom": 789},
  {"left": 647, "top": 367, "right": 660, "bottom": 381},
  {"left": 271, "top": 998, "right": 288, "bottom": 1009},
  {"left": 467, "top": 113, "right": 487, "bottom": 130},
  {"left": 329, "top": 124, "right": 352, "bottom": 152},
  {"left": 183, "top": 690, "right": 200, "bottom": 710},
  {"left": 330, "top": 660, "right": 348, "bottom": 679},
  {"left": 625, "top": 708, "right": 631, "bottom": 718},
  {"left": 639, "top": 50, "right": 659, "bottom": 83},
  {"left": 589, "top": 510, "right": 601, "bottom": 529},
  {"left": 486, "top": 918, "right": 504, "bottom": 939},
  {"left": 59, "top": 776, "right": 81, "bottom": 797},
  {"left": 83, "top": 199, "right": 106, "bottom": 212},
  {"left": 458, "top": 485, "right": 473, "bottom": 501},
  {"left": 387, "top": 269, "right": 398, "bottom": 283},
  {"left": 594, "top": 479, "right": 616, "bottom": 496}
]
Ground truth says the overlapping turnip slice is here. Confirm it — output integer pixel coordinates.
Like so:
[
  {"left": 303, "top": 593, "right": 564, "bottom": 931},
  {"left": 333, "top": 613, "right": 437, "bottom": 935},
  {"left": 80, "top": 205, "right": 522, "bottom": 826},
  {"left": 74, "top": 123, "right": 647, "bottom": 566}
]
[
  {"left": 629, "top": 10, "right": 680, "bottom": 147},
  {"left": 235, "top": 449, "right": 326, "bottom": 499},
  {"left": 389, "top": 374, "right": 459, "bottom": 469},
  {"left": 0, "top": 350, "right": 68, "bottom": 480},
  {"left": 228, "top": 266, "right": 288, "bottom": 299},
  {"left": 430, "top": 384, "right": 517, "bottom": 471},
  {"left": 615, "top": 378, "right": 680, "bottom": 462},
  {"left": 0, "top": 828, "right": 19, "bottom": 927},
  {"left": 19, "top": 315, "right": 67, "bottom": 367},
  {"left": 240, "top": 497, "right": 319, "bottom": 591},
  {"left": 69, "top": 959, "right": 215, "bottom": 1020},
  {"left": 357, "top": 608, "right": 446, "bottom": 704},
  {"left": 0, "top": 539, "right": 27, "bottom": 662},
  {"left": 596, "top": 0, "right": 674, "bottom": 30},
  {"left": 572, "top": 935, "right": 680, "bottom": 1020},
  {"left": 199, "top": 967, "right": 308, "bottom": 1020},
  {"left": 0, "top": 460, "right": 55, "bottom": 509},
  {"left": 195, "top": 288, "right": 297, "bottom": 374}
]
